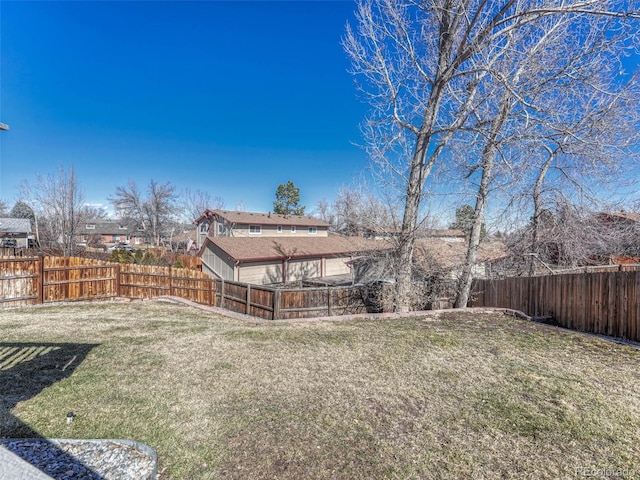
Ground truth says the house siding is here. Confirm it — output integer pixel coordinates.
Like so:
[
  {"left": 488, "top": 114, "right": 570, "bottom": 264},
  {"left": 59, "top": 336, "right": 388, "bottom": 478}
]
[
  {"left": 287, "top": 259, "right": 321, "bottom": 282},
  {"left": 198, "top": 221, "right": 211, "bottom": 247},
  {"left": 239, "top": 262, "right": 284, "bottom": 284},
  {"left": 325, "top": 256, "right": 352, "bottom": 276},
  {"left": 201, "top": 243, "right": 235, "bottom": 280},
  {"left": 214, "top": 223, "right": 328, "bottom": 238}
]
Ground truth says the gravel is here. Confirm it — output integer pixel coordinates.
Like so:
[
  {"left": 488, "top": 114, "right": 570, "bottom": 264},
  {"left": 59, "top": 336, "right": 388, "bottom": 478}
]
[{"left": 0, "top": 438, "right": 156, "bottom": 479}]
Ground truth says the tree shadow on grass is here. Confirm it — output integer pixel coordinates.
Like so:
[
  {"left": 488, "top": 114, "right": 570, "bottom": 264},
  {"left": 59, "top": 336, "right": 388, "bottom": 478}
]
[{"left": 0, "top": 342, "right": 105, "bottom": 479}]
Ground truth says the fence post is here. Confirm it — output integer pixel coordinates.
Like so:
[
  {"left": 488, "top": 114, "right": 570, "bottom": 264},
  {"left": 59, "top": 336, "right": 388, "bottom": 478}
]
[
  {"left": 168, "top": 266, "right": 173, "bottom": 296},
  {"left": 220, "top": 279, "right": 225, "bottom": 309},
  {"left": 209, "top": 278, "right": 214, "bottom": 306},
  {"left": 115, "top": 263, "right": 121, "bottom": 298},
  {"left": 246, "top": 284, "right": 251, "bottom": 314},
  {"left": 327, "top": 286, "right": 332, "bottom": 316},
  {"left": 37, "top": 254, "right": 44, "bottom": 304},
  {"left": 273, "top": 289, "right": 281, "bottom": 320}
]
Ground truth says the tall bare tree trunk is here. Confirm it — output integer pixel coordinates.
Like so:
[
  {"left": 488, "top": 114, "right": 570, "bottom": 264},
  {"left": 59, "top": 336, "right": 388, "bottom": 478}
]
[
  {"left": 529, "top": 153, "right": 554, "bottom": 276},
  {"left": 455, "top": 92, "right": 513, "bottom": 308}
]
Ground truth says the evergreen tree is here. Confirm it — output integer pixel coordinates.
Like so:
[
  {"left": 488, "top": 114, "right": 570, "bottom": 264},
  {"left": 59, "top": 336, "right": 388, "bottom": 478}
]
[
  {"left": 273, "top": 181, "right": 305, "bottom": 216},
  {"left": 450, "top": 205, "right": 486, "bottom": 241},
  {"left": 10, "top": 200, "right": 35, "bottom": 221}
]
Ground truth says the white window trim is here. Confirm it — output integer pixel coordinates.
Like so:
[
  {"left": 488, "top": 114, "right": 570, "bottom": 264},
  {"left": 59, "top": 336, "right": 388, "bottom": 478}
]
[
  {"left": 308, "top": 227, "right": 317, "bottom": 235},
  {"left": 291, "top": 226, "right": 296, "bottom": 234},
  {"left": 277, "top": 225, "right": 283, "bottom": 234},
  {"left": 217, "top": 223, "right": 225, "bottom": 235},
  {"left": 86, "top": 224, "right": 96, "bottom": 230},
  {"left": 249, "top": 225, "right": 262, "bottom": 235}
]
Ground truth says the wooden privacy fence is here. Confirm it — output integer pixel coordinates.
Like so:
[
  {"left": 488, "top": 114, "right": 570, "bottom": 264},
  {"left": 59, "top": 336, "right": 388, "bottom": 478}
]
[
  {"left": 471, "top": 270, "right": 640, "bottom": 342},
  {"left": 214, "top": 279, "right": 370, "bottom": 320},
  {"left": 0, "top": 255, "right": 373, "bottom": 319}
]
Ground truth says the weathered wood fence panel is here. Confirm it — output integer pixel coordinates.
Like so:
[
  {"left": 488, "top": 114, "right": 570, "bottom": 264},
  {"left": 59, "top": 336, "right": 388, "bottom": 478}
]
[
  {"left": 472, "top": 271, "right": 640, "bottom": 342},
  {"left": 214, "top": 280, "right": 275, "bottom": 319},
  {"left": 120, "top": 264, "right": 171, "bottom": 299},
  {"left": 42, "top": 256, "right": 118, "bottom": 303},
  {"left": 0, "top": 257, "right": 39, "bottom": 307},
  {"left": 0, "top": 256, "right": 375, "bottom": 320},
  {"left": 171, "top": 268, "right": 215, "bottom": 306}
]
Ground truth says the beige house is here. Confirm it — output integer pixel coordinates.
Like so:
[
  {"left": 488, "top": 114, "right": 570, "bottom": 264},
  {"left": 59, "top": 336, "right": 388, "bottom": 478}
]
[
  {"left": 200, "top": 235, "right": 387, "bottom": 284},
  {"left": 195, "top": 210, "right": 388, "bottom": 284},
  {"left": 352, "top": 232, "right": 507, "bottom": 284},
  {"left": 195, "top": 209, "right": 330, "bottom": 248}
]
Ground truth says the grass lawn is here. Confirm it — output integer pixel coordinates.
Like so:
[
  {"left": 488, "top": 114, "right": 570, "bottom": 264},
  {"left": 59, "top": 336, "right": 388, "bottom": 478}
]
[{"left": 1, "top": 301, "right": 639, "bottom": 479}]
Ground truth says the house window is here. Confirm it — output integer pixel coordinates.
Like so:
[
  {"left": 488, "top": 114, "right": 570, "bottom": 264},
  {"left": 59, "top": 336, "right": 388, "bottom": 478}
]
[
  {"left": 291, "top": 226, "right": 296, "bottom": 234},
  {"left": 217, "top": 223, "right": 225, "bottom": 235},
  {"left": 249, "top": 225, "right": 262, "bottom": 234},
  {"left": 308, "top": 227, "right": 317, "bottom": 235},
  {"left": 119, "top": 225, "right": 127, "bottom": 230},
  {"left": 277, "top": 225, "right": 282, "bottom": 234},
  {"left": 86, "top": 224, "right": 96, "bottom": 230},
  {"left": 200, "top": 222, "right": 210, "bottom": 234}
]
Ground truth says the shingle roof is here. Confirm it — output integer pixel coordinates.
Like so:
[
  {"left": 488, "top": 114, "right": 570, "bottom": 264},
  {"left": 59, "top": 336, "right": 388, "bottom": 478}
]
[
  {"left": 83, "top": 220, "right": 141, "bottom": 235},
  {"left": 597, "top": 211, "right": 640, "bottom": 223},
  {"left": 413, "top": 237, "right": 507, "bottom": 270},
  {"left": 206, "top": 235, "right": 389, "bottom": 263},
  {"left": 198, "top": 210, "right": 330, "bottom": 228},
  {"left": 0, "top": 218, "right": 31, "bottom": 234},
  {"left": 422, "top": 229, "right": 466, "bottom": 238}
]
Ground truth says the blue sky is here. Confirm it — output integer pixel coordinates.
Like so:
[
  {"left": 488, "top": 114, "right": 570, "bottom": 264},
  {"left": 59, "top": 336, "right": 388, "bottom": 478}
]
[{"left": 0, "top": 1, "right": 369, "bottom": 215}]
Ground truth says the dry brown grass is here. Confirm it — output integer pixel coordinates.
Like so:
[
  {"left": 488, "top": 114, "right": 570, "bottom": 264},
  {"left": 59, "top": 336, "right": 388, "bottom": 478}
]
[{"left": 1, "top": 301, "right": 639, "bottom": 479}]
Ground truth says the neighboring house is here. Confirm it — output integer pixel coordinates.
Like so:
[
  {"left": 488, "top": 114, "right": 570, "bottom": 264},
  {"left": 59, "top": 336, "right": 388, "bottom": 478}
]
[
  {"left": 79, "top": 220, "right": 147, "bottom": 246},
  {"left": 0, "top": 218, "right": 32, "bottom": 248},
  {"left": 359, "top": 226, "right": 466, "bottom": 242},
  {"left": 195, "top": 209, "right": 330, "bottom": 248},
  {"left": 412, "top": 236, "right": 507, "bottom": 280},
  {"left": 196, "top": 210, "right": 388, "bottom": 284},
  {"left": 360, "top": 225, "right": 402, "bottom": 241},
  {"left": 593, "top": 211, "right": 640, "bottom": 263},
  {"left": 168, "top": 226, "right": 198, "bottom": 253},
  {"left": 595, "top": 211, "right": 640, "bottom": 226},
  {"left": 200, "top": 235, "right": 387, "bottom": 284},
  {"left": 353, "top": 231, "right": 506, "bottom": 284},
  {"left": 421, "top": 229, "right": 466, "bottom": 243}
]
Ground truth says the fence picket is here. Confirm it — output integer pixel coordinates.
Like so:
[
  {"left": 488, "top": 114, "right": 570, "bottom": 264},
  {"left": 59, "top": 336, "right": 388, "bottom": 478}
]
[{"left": 472, "top": 268, "right": 640, "bottom": 342}]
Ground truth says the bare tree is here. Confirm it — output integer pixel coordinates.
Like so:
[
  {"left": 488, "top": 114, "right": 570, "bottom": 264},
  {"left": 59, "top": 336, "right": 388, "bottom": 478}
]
[
  {"left": 345, "top": 0, "right": 640, "bottom": 311},
  {"left": 331, "top": 184, "right": 399, "bottom": 237},
  {"left": 519, "top": 76, "right": 640, "bottom": 274},
  {"left": 110, "top": 179, "right": 178, "bottom": 246},
  {"left": 313, "top": 199, "right": 334, "bottom": 226},
  {"left": 0, "top": 200, "right": 8, "bottom": 216},
  {"left": 455, "top": 19, "right": 639, "bottom": 305},
  {"left": 21, "top": 165, "right": 87, "bottom": 256},
  {"left": 504, "top": 197, "right": 640, "bottom": 273},
  {"left": 83, "top": 205, "right": 109, "bottom": 220},
  {"left": 179, "top": 188, "right": 225, "bottom": 223}
]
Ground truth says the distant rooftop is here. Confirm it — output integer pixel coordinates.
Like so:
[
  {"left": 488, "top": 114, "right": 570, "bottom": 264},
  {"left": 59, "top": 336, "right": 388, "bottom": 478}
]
[
  {"left": 197, "top": 209, "right": 330, "bottom": 228},
  {"left": 205, "top": 235, "right": 389, "bottom": 263},
  {"left": 0, "top": 218, "right": 31, "bottom": 234}
]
